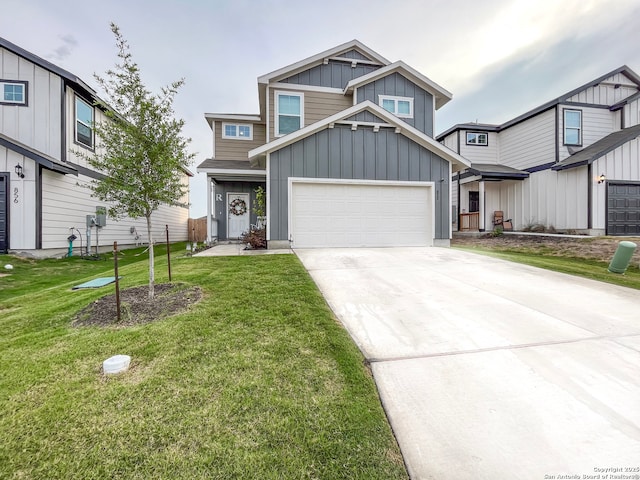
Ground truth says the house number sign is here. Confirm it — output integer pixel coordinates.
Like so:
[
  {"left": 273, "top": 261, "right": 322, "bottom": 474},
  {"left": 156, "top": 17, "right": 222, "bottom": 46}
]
[{"left": 14, "top": 187, "right": 19, "bottom": 204}]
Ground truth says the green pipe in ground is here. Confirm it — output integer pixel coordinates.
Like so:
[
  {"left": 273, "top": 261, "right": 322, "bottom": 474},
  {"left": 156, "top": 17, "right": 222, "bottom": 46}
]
[{"left": 608, "top": 241, "right": 637, "bottom": 274}]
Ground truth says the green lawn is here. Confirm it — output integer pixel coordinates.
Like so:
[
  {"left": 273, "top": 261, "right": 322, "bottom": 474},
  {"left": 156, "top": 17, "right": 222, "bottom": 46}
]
[
  {"left": 0, "top": 247, "right": 407, "bottom": 479},
  {"left": 452, "top": 245, "right": 640, "bottom": 290}
]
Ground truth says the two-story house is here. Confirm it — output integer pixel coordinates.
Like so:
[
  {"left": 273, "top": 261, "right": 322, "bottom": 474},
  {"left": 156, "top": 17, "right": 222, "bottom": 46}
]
[
  {"left": 197, "top": 40, "right": 470, "bottom": 248},
  {"left": 0, "top": 37, "right": 191, "bottom": 255},
  {"left": 438, "top": 66, "right": 640, "bottom": 236}
]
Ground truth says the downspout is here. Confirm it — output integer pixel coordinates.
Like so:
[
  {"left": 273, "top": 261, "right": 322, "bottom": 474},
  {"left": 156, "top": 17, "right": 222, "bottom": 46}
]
[
  {"left": 479, "top": 180, "right": 485, "bottom": 231},
  {"left": 206, "top": 176, "right": 212, "bottom": 244},
  {"left": 587, "top": 163, "right": 593, "bottom": 230},
  {"left": 456, "top": 172, "right": 461, "bottom": 232},
  {"left": 36, "top": 165, "right": 42, "bottom": 249},
  {"left": 554, "top": 105, "right": 559, "bottom": 163}
]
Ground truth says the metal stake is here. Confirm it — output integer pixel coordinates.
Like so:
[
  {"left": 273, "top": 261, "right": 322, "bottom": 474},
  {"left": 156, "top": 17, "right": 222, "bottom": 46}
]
[
  {"left": 166, "top": 224, "right": 172, "bottom": 282},
  {"left": 114, "top": 241, "right": 121, "bottom": 322}
]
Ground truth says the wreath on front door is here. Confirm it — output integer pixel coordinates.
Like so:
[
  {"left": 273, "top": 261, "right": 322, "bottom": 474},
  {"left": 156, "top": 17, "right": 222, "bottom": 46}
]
[{"left": 229, "top": 198, "right": 247, "bottom": 216}]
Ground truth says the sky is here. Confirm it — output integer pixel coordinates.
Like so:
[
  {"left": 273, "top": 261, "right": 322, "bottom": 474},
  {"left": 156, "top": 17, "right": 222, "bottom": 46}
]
[{"left": 2, "top": 0, "right": 640, "bottom": 218}]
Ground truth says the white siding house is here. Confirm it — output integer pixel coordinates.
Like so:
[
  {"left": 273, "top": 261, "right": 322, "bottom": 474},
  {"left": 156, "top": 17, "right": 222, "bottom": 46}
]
[
  {"left": 0, "top": 37, "right": 192, "bottom": 256},
  {"left": 438, "top": 66, "right": 640, "bottom": 236}
]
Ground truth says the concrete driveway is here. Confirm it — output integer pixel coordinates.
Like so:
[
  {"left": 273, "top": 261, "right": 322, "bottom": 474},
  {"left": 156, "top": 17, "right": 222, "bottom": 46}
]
[{"left": 295, "top": 247, "right": 640, "bottom": 480}]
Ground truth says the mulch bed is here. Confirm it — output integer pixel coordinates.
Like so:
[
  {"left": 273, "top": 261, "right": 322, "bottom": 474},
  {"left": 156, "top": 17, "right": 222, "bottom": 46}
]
[{"left": 73, "top": 283, "right": 202, "bottom": 328}]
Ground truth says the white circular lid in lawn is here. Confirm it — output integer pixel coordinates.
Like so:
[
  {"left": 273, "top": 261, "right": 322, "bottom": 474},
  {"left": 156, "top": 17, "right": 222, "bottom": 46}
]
[{"left": 103, "top": 355, "right": 131, "bottom": 374}]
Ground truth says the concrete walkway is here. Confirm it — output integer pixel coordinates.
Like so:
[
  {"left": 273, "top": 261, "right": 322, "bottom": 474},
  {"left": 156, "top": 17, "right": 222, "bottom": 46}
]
[
  {"left": 193, "top": 243, "right": 293, "bottom": 257},
  {"left": 296, "top": 247, "right": 640, "bottom": 480}
]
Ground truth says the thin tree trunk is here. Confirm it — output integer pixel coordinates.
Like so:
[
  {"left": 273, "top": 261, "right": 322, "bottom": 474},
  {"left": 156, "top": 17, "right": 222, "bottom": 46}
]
[{"left": 146, "top": 214, "right": 155, "bottom": 299}]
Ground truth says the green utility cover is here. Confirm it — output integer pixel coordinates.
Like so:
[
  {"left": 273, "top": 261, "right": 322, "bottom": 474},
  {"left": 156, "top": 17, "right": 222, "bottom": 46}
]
[{"left": 72, "top": 277, "right": 121, "bottom": 290}]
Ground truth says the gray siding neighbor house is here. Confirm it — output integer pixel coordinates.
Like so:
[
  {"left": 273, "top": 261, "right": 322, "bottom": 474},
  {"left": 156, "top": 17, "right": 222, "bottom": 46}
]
[
  {"left": 0, "top": 37, "right": 191, "bottom": 256},
  {"left": 438, "top": 66, "right": 640, "bottom": 236},
  {"left": 197, "top": 40, "right": 469, "bottom": 248}
]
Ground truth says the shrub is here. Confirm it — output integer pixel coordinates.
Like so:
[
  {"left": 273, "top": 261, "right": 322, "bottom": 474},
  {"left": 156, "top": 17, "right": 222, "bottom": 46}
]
[{"left": 242, "top": 227, "right": 266, "bottom": 249}]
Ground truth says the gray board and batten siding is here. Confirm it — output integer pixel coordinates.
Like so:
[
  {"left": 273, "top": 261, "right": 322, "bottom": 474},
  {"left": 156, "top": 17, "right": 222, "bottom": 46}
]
[
  {"left": 279, "top": 50, "right": 381, "bottom": 89},
  {"left": 356, "top": 72, "right": 434, "bottom": 136},
  {"left": 269, "top": 124, "right": 450, "bottom": 242},
  {"left": 214, "top": 181, "right": 266, "bottom": 241}
]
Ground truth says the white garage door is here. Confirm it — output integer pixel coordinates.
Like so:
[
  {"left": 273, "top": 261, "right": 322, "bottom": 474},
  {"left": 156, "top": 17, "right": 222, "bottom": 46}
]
[{"left": 290, "top": 180, "right": 433, "bottom": 248}]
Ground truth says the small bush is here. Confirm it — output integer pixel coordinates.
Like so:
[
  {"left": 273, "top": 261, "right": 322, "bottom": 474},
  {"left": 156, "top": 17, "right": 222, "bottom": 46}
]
[
  {"left": 491, "top": 225, "right": 504, "bottom": 237},
  {"left": 242, "top": 227, "right": 266, "bottom": 249}
]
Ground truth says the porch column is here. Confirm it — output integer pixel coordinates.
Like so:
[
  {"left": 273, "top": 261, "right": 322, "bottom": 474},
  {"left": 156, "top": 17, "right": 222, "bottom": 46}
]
[
  {"left": 206, "top": 176, "right": 212, "bottom": 244},
  {"left": 479, "top": 180, "right": 486, "bottom": 231}
]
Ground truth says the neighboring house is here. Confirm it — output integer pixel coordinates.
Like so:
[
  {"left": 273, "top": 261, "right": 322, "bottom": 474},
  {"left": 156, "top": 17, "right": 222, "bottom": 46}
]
[
  {"left": 197, "top": 40, "right": 469, "bottom": 248},
  {"left": 0, "top": 37, "right": 192, "bottom": 255},
  {"left": 438, "top": 66, "right": 640, "bottom": 236}
]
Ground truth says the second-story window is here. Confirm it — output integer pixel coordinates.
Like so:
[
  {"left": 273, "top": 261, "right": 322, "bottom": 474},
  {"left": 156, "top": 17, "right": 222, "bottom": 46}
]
[
  {"left": 466, "top": 132, "right": 488, "bottom": 146},
  {"left": 1, "top": 80, "right": 27, "bottom": 105},
  {"left": 379, "top": 95, "right": 413, "bottom": 118},
  {"left": 223, "top": 123, "right": 253, "bottom": 140},
  {"left": 75, "top": 96, "right": 94, "bottom": 149},
  {"left": 276, "top": 91, "right": 303, "bottom": 136},
  {"left": 564, "top": 109, "right": 582, "bottom": 145}
]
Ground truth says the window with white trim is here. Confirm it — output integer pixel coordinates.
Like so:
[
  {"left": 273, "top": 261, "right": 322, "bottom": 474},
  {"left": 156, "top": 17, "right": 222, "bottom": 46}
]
[
  {"left": 379, "top": 95, "right": 413, "bottom": 118},
  {"left": 466, "top": 132, "right": 488, "bottom": 146},
  {"left": 75, "top": 96, "right": 94, "bottom": 148},
  {"left": 564, "top": 109, "right": 582, "bottom": 145},
  {"left": 1, "top": 80, "right": 27, "bottom": 105},
  {"left": 222, "top": 123, "right": 253, "bottom": 140},
  {"left": 275, "top": 91, "right": 303, "bottom": 136}
]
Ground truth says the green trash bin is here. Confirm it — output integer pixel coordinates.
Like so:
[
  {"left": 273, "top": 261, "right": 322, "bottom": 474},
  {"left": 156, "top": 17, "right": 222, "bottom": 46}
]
[{"left": 608, "top": 241, "right": 637, "bottom": 274}]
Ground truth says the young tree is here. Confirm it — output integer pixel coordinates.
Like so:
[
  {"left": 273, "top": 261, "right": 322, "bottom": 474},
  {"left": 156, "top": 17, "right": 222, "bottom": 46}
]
[{"left": 82, "top": 23, "right": 194, "bottom": 299}]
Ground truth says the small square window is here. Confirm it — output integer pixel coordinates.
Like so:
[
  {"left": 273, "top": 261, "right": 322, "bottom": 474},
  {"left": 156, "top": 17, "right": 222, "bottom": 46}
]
[
  {"left": 222, "top": 123, "right": 253, "bottom": 140},
  {"left": 466, "top": 132, "right": 488, "bottom": 146},
  {"left": 378, "top": 95, "right": 413, "bottom": 118},
  {"left": 0, "top": 81, "right": 27, "bottom": 106}
]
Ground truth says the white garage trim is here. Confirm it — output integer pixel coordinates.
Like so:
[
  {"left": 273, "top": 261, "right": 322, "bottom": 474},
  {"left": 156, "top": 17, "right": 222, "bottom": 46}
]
[{"left": 288, "top": 177, "right": 435, "bottom": 248}]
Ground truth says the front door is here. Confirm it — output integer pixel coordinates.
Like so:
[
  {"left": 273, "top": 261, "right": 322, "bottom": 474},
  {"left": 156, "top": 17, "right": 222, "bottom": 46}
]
[
  {"left": 227, "top": 192, "right": 250, "bottom": 239},
  {"left": 469, "top": 191, "right": 479, "bottom": 212}
]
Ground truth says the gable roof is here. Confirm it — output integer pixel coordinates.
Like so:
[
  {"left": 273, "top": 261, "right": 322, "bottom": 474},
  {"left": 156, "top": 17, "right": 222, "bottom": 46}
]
[
  {"left": 248, "top": 100, "right": 470, "bottom": 172},
  {"left": 0, "top": 36, "right": 97, "bottom": 100},
  {"left": 344, "top": 61, "right": 453, "bottom": 110},
  {"left": 437, "top": 65, "right": 640, "bottom": 140},
  {"left": 257, "top": 40, "right": 389, "bottom": 85},
  {"left": 552, "top": 123, "right": 640, "bottom": 171}
]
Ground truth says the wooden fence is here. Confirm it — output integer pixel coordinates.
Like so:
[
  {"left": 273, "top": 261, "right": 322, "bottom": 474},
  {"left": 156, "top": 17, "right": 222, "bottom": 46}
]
[{"left": 188, "top": 217, "right": 207, "bottom": 242}]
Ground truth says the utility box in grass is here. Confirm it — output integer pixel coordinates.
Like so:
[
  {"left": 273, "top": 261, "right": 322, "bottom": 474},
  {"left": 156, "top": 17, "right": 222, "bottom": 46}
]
[{"left": 608, "top": 241, "right": 637, "bottom": 274}]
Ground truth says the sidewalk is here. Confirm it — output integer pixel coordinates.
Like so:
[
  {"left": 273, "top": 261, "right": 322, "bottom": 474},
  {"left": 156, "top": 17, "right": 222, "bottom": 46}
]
[{"left": 193, "top": 243, "right": 293, "bottom": 257}]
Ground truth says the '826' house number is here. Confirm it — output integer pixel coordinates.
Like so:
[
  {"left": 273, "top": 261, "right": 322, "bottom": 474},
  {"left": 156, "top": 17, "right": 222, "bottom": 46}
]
[{"left": 13, "top": 187, "right": 19, "bottom": 204}]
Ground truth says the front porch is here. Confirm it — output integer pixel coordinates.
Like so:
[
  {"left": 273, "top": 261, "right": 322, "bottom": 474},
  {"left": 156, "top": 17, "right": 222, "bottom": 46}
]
[
  {"left": 453, "top": 163, "right": 528, "bottom": 232},
  {"left": 197, "top": 159, "right": 266, "bottom": 243}
]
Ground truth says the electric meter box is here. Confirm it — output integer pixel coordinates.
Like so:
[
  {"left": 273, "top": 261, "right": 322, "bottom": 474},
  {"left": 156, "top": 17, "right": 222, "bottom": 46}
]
[
  {"left": 95, "top": 207, "right": 107, "bottom": 227},
  {"left": 86, "top": 215, "right": 96, "bottom": 228}
]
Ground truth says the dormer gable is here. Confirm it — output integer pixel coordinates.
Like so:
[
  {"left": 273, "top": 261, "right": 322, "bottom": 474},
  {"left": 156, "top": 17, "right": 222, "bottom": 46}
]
[
  {"left": 345, "top": 61, "right": 452, "bottom": 110},
  {"left": 257, "top": 40, "right": 389, "bottom": 86}
]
